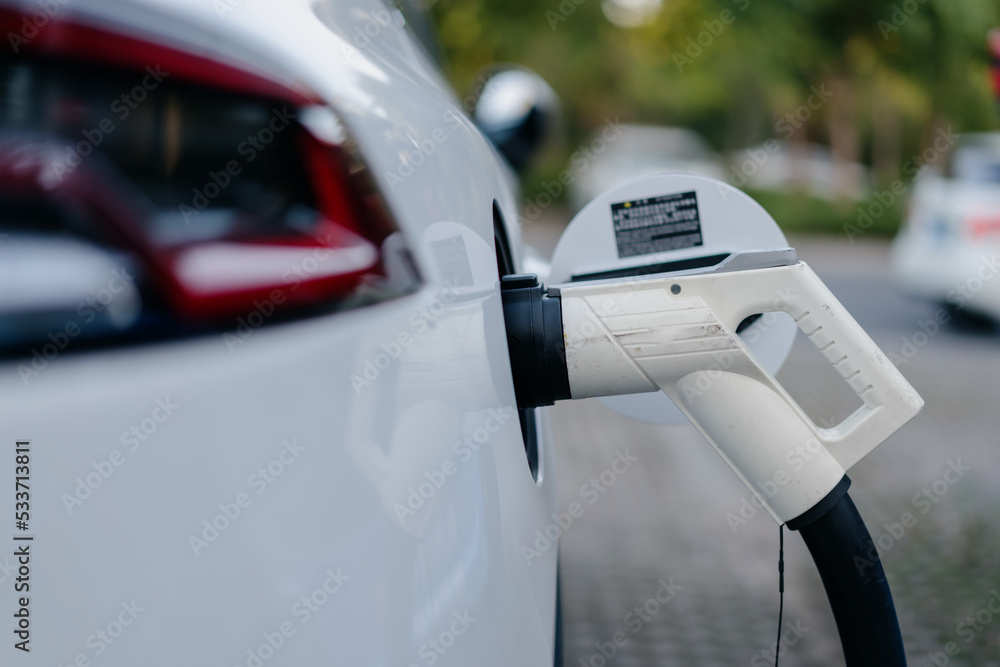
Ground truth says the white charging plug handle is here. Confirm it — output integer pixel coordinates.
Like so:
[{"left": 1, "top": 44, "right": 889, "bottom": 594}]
[{"left": 558, "top": 261, "right": 924, "bottom": 524}]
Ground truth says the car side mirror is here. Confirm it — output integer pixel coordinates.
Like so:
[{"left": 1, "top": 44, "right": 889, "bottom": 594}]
[{"left": 472, "top": 66, "right": 559, "bottom": 173}]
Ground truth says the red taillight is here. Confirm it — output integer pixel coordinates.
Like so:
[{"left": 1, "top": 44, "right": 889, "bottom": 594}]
[
  {"left": 165, "top": 217, "right": 381, "bottom": 320},
  {"left": 0, "top": 135, "right": 389, "bottom": 320},
  {"left": 967, "top": 214, "right": 1000, "bottom": 239},
  {"left": 0, "top": 8, "right": 317, "bottom": 105},
  {"left": 0, "top": 9, "right": 417, "bottom": 348}
]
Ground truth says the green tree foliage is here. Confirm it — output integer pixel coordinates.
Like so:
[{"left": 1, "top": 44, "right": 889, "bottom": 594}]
[{"left": 432, "top": 0, "right": 1000, "bottom": 178}]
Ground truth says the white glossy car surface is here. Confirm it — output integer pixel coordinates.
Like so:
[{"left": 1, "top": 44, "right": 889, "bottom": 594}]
[{"left": 0, "top": 1, "right": 559, "bottom": 665}]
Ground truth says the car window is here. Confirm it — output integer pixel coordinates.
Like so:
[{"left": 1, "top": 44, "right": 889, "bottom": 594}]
[{"left": 953, "top": 146, "right": 1000, "bottom": 183}]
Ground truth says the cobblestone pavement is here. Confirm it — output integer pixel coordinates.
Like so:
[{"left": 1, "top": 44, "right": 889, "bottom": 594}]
[{"left": 526, "top": 220, "right": 1000, "bottom": 666}]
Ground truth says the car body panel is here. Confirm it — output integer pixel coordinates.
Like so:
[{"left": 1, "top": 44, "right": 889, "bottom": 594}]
[{"left": 0, "top": 0, "right": 556, "bottom": 665}]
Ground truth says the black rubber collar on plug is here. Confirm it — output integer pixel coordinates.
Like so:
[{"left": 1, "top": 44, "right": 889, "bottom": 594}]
[
  {"left": 500, "top": 274, "right": 571, "bottom": 409},
  {"left": 786, "top": 475, "right": 852, "bottom": 531}
]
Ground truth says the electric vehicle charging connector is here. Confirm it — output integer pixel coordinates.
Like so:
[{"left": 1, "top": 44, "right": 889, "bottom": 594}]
[{"left": 501, "top": 255, "right": 923, "bottom": 528}]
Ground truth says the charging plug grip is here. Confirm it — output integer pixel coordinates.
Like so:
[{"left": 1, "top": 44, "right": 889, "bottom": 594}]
[{"left": 557, "top": 261, "right": 924, "bottom": 523}]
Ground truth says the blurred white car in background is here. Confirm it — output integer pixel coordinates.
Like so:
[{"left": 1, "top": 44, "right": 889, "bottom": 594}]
[
  {"left": 568, "top": 125, "right": 725, "bottom": 211},
  {"left": 727, "top": 140, "right": 871, "bottom": 201},
  {"left": 891, "top": 132, "right": 1000, "bottom": 321},
  {"left": 0, "top": 1, "right": 563, "bottom": 665}
]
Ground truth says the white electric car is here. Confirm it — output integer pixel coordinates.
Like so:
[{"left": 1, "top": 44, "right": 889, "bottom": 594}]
[
  {"left": 891, "top": 132, "right": 1000, "bottom": 322},
  {"left": 0, "top": 1, "right": 926, "bottom": 665},
  {"left": 0, "top": 1, "right": 563, "bottom": 665}
]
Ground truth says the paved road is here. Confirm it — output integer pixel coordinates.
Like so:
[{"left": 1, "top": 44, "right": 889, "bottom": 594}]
[{"left": 524, "top": 220, "right": 1000, "bottom": 666}]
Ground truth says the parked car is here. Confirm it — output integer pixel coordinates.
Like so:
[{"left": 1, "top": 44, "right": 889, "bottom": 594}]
[
  {"left": 0, "top": 1, "right": 562, "bottom": 665},
  {"left": 568, "top": 125, "right": 726, "bottom": 211},
  {"left": 891, "top": 132, "right": 1000, "bottom": 321},
  {"left": 727, "top": 140, "right": 870, "bottom": 201}
]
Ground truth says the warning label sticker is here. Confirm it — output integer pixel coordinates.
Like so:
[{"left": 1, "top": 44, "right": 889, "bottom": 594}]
[{"left": 611, "top": 191, "right": 703, "bottom": 258}]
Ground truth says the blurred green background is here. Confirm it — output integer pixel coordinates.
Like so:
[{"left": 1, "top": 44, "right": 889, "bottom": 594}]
[{"left": 430, "top": 0, "right": 1000, "bottom": 235}]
